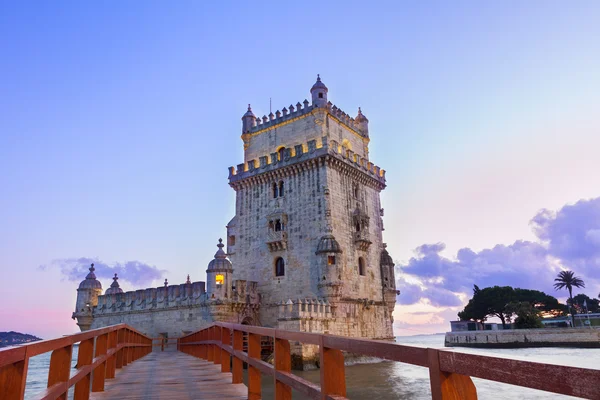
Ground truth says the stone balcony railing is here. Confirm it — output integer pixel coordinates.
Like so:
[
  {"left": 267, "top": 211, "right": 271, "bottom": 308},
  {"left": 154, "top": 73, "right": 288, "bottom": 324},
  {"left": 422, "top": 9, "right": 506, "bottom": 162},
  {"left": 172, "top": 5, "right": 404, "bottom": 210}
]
[
  {"left": 266, "top": 230, "right": 287, "bottom": 252},
  {"left": 353, "top": 230, "right": 372, "bottom": 251}
]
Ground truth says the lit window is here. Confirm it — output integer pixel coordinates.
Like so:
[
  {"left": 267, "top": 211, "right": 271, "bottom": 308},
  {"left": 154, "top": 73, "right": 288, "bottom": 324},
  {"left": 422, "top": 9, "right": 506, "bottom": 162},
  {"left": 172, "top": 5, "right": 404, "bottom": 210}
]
[
  {"left": 215, "top": 274, "right": 224, "bottom": 285},
  {"left": 275, "top": 257, "right": 285, "bottom": 277},
  {"left": 328, "top": 255, "right": 336, "bottom": 265}
]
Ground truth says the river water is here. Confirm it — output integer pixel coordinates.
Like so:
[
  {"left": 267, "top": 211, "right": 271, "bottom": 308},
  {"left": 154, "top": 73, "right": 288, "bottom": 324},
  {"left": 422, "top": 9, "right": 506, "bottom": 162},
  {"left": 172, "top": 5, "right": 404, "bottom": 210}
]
[{"left": 22, "top": 334, "right": 599, "bottom": 399}]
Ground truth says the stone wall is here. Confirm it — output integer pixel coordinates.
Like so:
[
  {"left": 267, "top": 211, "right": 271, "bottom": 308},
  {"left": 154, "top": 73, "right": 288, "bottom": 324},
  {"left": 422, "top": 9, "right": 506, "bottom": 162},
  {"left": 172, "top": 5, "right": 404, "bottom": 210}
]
[{"left": 445, "top": 327, "right": 600, "bottom": 348}]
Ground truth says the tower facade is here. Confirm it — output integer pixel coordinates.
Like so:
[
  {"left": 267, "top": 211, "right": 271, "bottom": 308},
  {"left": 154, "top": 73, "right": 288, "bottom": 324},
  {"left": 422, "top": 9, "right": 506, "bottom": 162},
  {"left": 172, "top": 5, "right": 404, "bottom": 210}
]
[
  {"left": 227, "top": 77, "right": 398, "bottom": 349},
  {"left": 72, "top": 264, "right": 103, "bottom": 331}
]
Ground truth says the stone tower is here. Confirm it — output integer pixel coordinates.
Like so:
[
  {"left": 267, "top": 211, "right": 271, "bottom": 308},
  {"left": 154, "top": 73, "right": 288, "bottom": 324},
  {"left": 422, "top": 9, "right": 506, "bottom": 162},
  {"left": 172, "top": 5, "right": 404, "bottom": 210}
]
[
  {"left": 206, "top": 239, "right": 233, "bottom": 300},
  {"left": 72, "top": 264, "right": 103, "bottom": 331},
  {"left": 227, "top": 76, "right": 398, "bottom": 344}
]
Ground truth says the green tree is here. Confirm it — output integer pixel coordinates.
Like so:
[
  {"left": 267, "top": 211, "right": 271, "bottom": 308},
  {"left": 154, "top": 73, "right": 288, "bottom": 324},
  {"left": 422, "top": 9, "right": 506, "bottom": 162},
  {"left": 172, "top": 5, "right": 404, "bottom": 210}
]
[
  {"left": 458, "top": 285, "right": 515, "bottom": 328},
  {"left": 572, "top": 294, "right": 599, "bottom": 313},
  {"left": 506, "top": 301, "right": 543, "bottom": 329},
  {"left": 553, "top": 270, "right": 585, "bottom": 325}
]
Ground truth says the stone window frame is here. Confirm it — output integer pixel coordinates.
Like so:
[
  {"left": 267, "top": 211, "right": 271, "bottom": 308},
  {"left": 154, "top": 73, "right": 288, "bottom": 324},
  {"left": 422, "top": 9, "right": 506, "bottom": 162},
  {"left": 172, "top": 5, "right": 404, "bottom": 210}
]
[
  {"left": 358, "top": 257, "right": 366, "bottom": 276},
  {"left": 274, "top": 257, "right": 285, "bottom": 277}
]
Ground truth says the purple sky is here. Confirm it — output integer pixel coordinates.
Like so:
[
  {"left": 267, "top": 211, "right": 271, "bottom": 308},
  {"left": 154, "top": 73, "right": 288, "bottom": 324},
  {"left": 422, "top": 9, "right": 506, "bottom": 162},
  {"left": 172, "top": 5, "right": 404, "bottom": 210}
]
[{"left": 1, "top": 2, "right": 599, "bottom": 338}]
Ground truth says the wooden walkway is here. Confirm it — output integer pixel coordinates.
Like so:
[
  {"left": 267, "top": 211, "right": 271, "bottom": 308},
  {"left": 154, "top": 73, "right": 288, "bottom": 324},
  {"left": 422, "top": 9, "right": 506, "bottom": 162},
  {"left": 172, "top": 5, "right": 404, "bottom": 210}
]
[{"left": 90, "top": 350, "right": 248, "bottom": 400}]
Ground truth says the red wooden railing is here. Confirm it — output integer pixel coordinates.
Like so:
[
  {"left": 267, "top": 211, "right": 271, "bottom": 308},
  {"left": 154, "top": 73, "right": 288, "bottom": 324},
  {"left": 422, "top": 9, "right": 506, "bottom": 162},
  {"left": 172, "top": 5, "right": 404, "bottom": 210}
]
[
  {"left": 0, "top": 324, "right": 152, "bottom": 400},
  {"left": 178, "top": 322, "right": 600, "bottom": 400}
]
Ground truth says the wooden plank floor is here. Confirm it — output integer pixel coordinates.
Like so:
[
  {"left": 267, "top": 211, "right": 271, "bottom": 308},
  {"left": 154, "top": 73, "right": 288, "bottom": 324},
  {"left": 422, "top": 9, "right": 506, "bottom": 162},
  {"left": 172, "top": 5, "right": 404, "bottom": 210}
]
[{"left": 90, "top": 351, "right": 248, "bottom": 399}]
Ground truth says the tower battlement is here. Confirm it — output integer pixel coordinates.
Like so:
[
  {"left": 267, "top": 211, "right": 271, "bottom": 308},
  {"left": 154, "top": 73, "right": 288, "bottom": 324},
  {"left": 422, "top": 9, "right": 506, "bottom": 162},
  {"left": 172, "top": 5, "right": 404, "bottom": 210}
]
[
  {"left": 228, "top": 137, "right": 386, "bottom": 188},
  {"left": 242, "top": 101, "right": 365, "bottom": 138}
]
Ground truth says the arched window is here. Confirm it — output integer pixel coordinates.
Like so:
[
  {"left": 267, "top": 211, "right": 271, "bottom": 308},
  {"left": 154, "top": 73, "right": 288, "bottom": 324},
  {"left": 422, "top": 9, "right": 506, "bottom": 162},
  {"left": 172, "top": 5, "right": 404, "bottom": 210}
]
[
  {"left": 358, "top": 257, "right": 365, "bottom": 276},
  {"left": 275, "top": 257, "right": 285, "bottom": 277},
  {"left": 272, "top": 182, "right": 279, "bottom": 198},
  {"left": 278, "top": 147, "right": 286, "bottom": 161},
  {"left": 319, "top": 92, "right": 323, "bottom": 98},
  {"left": 275, "top": 219, "right": 282, "bottom": 232},
  {"left": 279, "top": 181, "right": 284, "bottom": 197},
  {"left": 355, "top": 221, "right": 361, "bottom": 232},
  {"left": 353, "top": 183, "right": 359, "bottom": 199},
  {"left": 215, "top": 274, "right": 224, "bottom": 285}
]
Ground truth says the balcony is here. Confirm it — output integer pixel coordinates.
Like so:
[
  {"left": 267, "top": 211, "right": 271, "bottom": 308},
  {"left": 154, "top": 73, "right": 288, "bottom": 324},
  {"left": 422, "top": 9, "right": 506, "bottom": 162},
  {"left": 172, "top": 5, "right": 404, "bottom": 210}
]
[
  {"left": 266, "top": 230, "right": 287, "bottom": 252},
  {"left": 353, "top": 230, "right": 372, "bottom": 251}
]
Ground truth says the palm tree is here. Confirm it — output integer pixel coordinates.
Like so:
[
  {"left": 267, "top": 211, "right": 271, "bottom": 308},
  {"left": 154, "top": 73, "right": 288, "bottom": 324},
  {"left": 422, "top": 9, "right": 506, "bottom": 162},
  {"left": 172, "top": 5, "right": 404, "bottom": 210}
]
[{"left": 554, "top": 270, "right": 585, "bottom": 326}]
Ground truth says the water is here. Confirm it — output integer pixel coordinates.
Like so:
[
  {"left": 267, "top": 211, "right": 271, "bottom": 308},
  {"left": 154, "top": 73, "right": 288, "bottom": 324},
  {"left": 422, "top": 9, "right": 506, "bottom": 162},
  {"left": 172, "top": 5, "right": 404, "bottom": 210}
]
[{"left": 22, "top": 335, "right": 599, "bottom": 399}]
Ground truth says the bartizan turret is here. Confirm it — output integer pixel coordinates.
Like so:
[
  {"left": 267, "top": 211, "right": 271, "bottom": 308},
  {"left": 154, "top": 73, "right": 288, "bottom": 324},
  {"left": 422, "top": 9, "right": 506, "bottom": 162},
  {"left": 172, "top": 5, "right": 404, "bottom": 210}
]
[
  {"left": 310, "top": 74, "right": 328, "bottom": 108},
  {"left": 206, "top": 239, "right": 233, "bottom": 300},
  {"left": 241, "top": 104, "right": 256, "bottom": 134},
  {"left": 380, "top": 244, "right": 398, "bottom": 315},
  {"left": 72, "top": 264, "right": 103, "bottom": 331},
  {"left": 355, "top": 107, "right": 369, "bottom": 138}
]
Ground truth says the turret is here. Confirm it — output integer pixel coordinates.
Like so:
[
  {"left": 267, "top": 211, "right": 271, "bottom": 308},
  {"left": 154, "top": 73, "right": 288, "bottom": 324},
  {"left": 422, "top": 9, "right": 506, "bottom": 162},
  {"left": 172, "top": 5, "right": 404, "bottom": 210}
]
[
  {"left": 315, "top": 233, "right": 343, "bottom": 298},
  {"left": 72, "top": 263, "right": 103, "bottom": 331},
  {"left": 310, "top": 74, "right": 328, "bottom": 108},
  {"left": 206, "top": 239, "right": 233, "bottom": 300},
  {"left": 380, "top": 244, "right": 398, "bottom": 314},
  {"left": 241, "top": 104, "right": 256, "bottom": 134},
  {"left": 356, "top": 107, "right": 369, "bottom": 138},
  {"left": 105, "top": 273, "right": 123, "bottom": 295}
]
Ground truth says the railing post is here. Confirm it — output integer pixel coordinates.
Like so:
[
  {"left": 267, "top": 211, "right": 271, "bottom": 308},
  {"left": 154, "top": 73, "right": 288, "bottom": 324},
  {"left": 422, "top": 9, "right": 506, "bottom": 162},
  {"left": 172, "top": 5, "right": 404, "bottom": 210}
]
[
  {"left": 0, "top": 350, "right": 29, "bottom": 400},
  {"left": 92, "top": 333, "right": 108, "bottom": 392},
  {"left": 248, "top": 332, "right": 261, "bottom": 400},
  {"left": 200, "top": 330, "right": 207, "bottom": 359},
  {"left": 105, "top": 331, "right": 117, "bottom": 379},
  {"left": 319, "top": 336, "right": 346, "bottom": 399},
  {"left": 274, "top": 337, "right": 292, "bottom": 400},
  {"left": 221, "top": 326, "right": 231, "bottom": 373},
  {"left": 126, "top": 330, "right": 133, "bottom": 365},
  {"left": 48, "top": 344, "right": 73, "bottom": 400},
  {"left": 428, "top": 348, "right": 477, "bottom": 400},
  {"left": 207, "top": 327, "right": 214, "bottom": 362},
  {"left": 232, "top": 329, "right": 243, "bottom": 384},
  {"left": 214, "top": 326, "right": 221, "bottom": 365},
  {"left": 74, "top": 338, "right": 94, "bottom": 400},
  {"left": 116, "top": 329, "right": 125, "bottom": 369}
]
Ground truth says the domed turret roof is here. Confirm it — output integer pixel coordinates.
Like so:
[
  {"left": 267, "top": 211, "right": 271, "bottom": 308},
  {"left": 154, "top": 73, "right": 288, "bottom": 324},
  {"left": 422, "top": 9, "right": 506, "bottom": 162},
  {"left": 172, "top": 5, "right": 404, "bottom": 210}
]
[
  {"left": 355, "top": 107, "right": 369, "bottom": 123},
  {"left": 380, "top": 244, "right": 394, "bottom": 266},
  {"left": 315, "top": 234, "right": 342, "bottom": 254},
  {"left": 242, "top": 104, "right": 255, "bottom": 118},
  {"left": 207, "top": 239, "right": 232, "bottom": 272},
  {"left": 105, "top": 273, "right": 123, "bottom": 295},
  {"left": 78, "top": 264, "right": 103, "bottom": 290},
  {"left": 310, "top": 74, "right": 328, "bottom": 93}
]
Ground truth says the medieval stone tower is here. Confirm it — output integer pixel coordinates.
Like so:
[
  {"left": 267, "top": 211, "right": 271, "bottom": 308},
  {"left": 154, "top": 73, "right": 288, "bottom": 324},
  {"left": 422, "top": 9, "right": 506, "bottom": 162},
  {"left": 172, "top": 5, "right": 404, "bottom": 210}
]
[{"left": 227, "top": 76, "right": 398, "bottom": 341}]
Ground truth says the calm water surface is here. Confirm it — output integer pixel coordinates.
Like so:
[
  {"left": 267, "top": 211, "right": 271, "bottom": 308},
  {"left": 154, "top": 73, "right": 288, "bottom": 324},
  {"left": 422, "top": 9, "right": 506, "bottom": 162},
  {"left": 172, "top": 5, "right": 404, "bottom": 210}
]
[{"left": 23, "top": 335, "right": 599, "bottom": 399}]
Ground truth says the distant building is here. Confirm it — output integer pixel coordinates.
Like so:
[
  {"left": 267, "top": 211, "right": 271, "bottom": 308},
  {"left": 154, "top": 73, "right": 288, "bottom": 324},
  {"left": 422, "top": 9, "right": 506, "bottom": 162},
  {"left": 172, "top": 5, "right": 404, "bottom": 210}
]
[{"left": 72, "top": 77, "right": 399, "bottom": 367}]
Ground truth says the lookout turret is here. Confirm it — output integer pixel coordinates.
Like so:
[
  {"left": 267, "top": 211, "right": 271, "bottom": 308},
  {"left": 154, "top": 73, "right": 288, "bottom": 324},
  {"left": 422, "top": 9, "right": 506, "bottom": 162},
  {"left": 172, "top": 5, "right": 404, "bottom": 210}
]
[
  {"left": 206, "top": 239, "right": 233, "bottom": 300},
  {"left": 310, "top": 74, "right": 328, "bottom": 107},
  {"left": 241, "top": 104, "right": 256, "bottom": 134},
  {"left": 72, "top": 264, "right": 103, "bottom": 331}
]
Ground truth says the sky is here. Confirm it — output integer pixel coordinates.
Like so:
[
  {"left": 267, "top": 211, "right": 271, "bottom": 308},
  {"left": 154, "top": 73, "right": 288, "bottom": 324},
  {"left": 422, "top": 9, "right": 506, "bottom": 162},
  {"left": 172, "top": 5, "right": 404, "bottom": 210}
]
[{"left": 1, "top": 1, "right": 599, "bottom": 338}]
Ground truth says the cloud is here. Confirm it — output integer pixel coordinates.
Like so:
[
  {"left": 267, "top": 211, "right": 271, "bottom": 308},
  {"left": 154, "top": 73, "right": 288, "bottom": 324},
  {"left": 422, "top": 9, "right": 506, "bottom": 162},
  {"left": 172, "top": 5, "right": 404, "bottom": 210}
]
[
  {"left": 41, "top": 257, "right": 165, "bottom": 287},
  {"left": 531, "top": 197, "right": 600, "bottom": 279},
  {"left": 395, "top": 196, "right": 600, "bottom": 310}
]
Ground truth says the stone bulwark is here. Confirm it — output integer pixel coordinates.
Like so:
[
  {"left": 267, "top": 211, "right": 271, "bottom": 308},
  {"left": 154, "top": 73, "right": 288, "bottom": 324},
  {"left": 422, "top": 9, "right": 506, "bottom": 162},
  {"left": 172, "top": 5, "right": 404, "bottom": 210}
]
[{"left": 445, "top": 327, "right": 600, "bottom": 348}]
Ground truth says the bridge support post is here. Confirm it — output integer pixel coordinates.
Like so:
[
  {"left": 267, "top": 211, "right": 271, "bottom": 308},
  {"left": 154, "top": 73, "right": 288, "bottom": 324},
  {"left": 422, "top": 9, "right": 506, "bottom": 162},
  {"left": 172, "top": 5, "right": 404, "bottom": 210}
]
[
  {"left": 319, "top": 336, "right": 346, "bottom": 399},
  {"left": 74, "top": 338, "right": 94, "bottom": 400},
  {"left": 232, "top": 330, "right": 243, "bottom": 384},
  {"left": 428, "top": 348, "right": 477, "bottom": 400},
  {"left": 213, "top": 326, "right": 221, "bottom": 365},
  {"left": 274, "top": 338, "right": 292, "bottom": 400},
  {"left": 116, "top": 329, "right": 125, "bottom": 369},
  {"left": 92, "top": 333, "right": 108, "bottom": 392},
  {"left": 48, "top": 344, "right": 73, "bottom": 400},
  {"left": 221, "top": 327, "right": 231, "bottom": 372},
  {"left": 105, "top": 331, "right": 117, "bottom": 379},
  {"left": 248, "top": 332, "right": 261, "bottom": 400}
]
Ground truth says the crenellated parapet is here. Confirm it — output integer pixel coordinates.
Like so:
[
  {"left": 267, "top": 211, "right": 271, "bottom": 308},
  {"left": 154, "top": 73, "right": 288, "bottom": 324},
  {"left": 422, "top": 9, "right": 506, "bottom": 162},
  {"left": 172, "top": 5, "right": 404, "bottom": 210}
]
[
  {"left": 228, "top": 137, "right": 386, "bottom": 190},
  {"left": 277, "top": 298, "right": 333, "bottom": 321},
  {"left": 93, "top": 281, "right": 207, "bottom": 316},
  {"left": 242, "top": 100, "right": 368, "bottom": 140}
]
